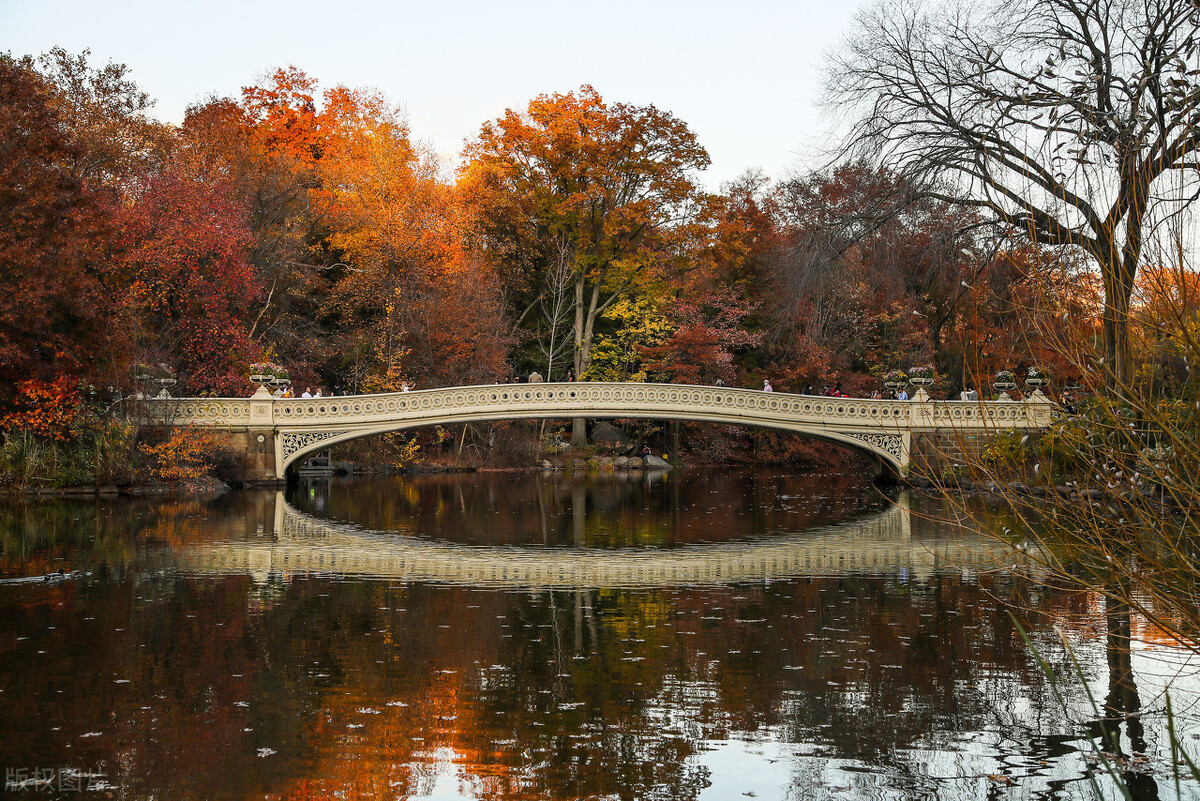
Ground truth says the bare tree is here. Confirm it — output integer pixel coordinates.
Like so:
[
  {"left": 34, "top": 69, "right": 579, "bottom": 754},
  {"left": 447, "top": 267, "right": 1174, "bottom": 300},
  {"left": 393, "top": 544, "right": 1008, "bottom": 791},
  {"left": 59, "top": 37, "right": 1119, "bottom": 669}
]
[
  {"left": 827, "top": 0, "right": 1200, "bottom": 385},
  {"left": 537, "top": 235, "right": 577, "bottom": 378}
]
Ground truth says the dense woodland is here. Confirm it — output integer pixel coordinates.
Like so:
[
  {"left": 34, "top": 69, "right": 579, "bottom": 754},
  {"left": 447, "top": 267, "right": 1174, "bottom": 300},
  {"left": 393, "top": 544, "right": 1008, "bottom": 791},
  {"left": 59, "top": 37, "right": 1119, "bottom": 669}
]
[{"left": 0, "top": 40, "right": 1196, "bottom": 464}]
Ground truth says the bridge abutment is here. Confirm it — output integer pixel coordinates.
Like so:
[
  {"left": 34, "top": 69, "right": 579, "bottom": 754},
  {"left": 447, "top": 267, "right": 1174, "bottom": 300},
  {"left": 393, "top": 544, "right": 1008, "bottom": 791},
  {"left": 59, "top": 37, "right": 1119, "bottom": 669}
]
[{"left": 208, "top": 428, "right": 284, "bottom": 486}]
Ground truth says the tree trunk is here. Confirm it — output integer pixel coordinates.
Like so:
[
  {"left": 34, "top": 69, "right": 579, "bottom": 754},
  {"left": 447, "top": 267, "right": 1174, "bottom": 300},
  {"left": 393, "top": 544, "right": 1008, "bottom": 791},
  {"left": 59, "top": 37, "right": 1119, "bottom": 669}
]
[
  {"left": 571, "top": 417, "right": 588, "bottom": 448},
  {"left": 570, "top": 270, "right": 604, "bottom": 449},
  {"left": 1100, "top": 246, "right": 1137, "bottom": 391},
  {"left": 571, "top": 272, "right": 587, "bottom": 447}
]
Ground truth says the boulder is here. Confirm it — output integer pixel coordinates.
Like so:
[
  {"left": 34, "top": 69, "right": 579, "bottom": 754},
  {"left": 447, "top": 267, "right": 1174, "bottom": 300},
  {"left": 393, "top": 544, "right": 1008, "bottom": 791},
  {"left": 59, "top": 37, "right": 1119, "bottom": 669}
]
[
  {"left": 644, "top": 455, "right": 672, "bottom": 469},
  {"left": 614, "top": 456, "right": 629, "bottom": 468},
  {"left": 591, "top": 421, "right": 631, "bottom": 450}
]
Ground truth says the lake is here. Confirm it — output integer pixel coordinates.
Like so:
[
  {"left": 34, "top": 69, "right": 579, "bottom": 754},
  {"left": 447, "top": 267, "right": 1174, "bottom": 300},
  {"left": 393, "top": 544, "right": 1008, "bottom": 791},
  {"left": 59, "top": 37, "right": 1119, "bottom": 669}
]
[{"left": 0, "top": 468, "right": 1196, "bottom": 799}]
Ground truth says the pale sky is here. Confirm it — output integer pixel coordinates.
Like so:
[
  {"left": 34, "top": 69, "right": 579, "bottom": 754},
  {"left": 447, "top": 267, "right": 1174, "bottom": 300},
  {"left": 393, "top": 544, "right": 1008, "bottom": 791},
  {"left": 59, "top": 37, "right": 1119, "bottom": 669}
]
[{"left": 1, "top": 0, "right": 864, "bottom": 188}]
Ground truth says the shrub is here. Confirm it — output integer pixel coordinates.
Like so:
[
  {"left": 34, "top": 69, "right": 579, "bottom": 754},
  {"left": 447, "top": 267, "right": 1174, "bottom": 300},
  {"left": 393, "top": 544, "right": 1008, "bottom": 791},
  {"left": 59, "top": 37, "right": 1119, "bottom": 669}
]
[
  {"left": 981, "top": 430, "right": 1029, "bottom": 473},
  {"left": 0, "top": 430, "right": 46, "bottom": 486},
  {"left": 138, "top": 428, "right": 230, "bottom": 483}
]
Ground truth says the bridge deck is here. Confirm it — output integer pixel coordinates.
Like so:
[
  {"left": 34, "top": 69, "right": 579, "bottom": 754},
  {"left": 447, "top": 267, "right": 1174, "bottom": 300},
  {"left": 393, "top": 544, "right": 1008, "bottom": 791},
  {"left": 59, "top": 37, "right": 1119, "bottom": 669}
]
[{"left": 142, "top": 382, "right": 1057, "bottom": 478}]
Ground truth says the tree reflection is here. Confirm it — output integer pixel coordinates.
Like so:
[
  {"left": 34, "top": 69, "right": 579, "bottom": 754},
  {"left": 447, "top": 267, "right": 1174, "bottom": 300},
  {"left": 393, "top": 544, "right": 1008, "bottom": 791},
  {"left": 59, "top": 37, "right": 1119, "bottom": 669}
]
[
  {"left": 1085, "top": 588, "right": 1160, "bottom": 800},
  {"left": 289, "top": 470, "right": 891, "bottom": 548}
]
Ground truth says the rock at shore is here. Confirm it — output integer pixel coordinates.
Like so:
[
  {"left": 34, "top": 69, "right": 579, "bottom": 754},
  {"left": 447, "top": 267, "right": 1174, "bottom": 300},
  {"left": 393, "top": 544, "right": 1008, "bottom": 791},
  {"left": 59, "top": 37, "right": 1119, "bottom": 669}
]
[
  {"left": 591, "top": 421, "right": 632, "bottom": 450},
  {"left": 644, "top": 455, "right": 672, "bottom": 469}
]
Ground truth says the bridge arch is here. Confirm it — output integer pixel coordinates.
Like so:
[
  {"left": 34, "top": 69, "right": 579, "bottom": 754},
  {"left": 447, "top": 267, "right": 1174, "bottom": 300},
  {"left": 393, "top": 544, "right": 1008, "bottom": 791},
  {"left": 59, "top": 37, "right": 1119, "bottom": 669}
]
[{"left": 276, "top": 408, "right": 906, "bottom": 476}]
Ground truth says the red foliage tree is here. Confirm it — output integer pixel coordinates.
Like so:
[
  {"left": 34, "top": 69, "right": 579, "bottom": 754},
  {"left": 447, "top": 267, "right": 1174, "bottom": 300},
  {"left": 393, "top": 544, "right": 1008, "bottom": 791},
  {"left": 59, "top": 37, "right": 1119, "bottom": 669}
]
[
  {"left": 642, "top": 286, "right": 760, "bottom": 385},
  {"left": 0, "top": 55, "right": 111, "bottom": 398},
  {"left": 110, "top": 171, "right": 262, "bottom": 395},
  {"left": 769, "top": 163, "right": 981, "bottom": 394}
]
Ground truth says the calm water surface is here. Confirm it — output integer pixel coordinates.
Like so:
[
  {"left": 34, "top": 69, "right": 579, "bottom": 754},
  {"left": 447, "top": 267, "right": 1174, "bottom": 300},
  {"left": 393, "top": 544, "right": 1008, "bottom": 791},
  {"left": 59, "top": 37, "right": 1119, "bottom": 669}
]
[{"left": 0, "top": 468, "right": 1196, "bottom": 800}]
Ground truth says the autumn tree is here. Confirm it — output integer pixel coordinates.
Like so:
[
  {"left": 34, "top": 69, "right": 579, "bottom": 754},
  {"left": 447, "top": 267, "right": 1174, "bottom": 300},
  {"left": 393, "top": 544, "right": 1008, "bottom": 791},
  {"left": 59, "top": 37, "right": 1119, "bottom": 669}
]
[
  {"left": 35, "top": 47, "right": 168, "bottom": 188},
  {"left": 462, "top": 86, "right": 709, "bottom": 443},
  {"left": 827, "top": 0, "right": 1200, "bottom": 387},
  {"left": 942, "top": 246, "right": 1100, "bottom": 392},
  {"left": 108, "top": 171, "right": 262, "bottom": 395},
  {"left": 710, "top": 170, "right": 778, "bottom": 304},
  {"left": 176, "top": 68, "right": 329, "bottom": 376},
  {"left": 640, "top": 186, "right": 766, "bottom": 385},
  {"left": 0, "top": 55, "right": 110, "bottom": 396},
  {"left": 1129, "top": 262, "right": 1200, "bottom": 390},
  {"left": 769, "top": 164, "right": 980, "bottom": 392},
  {"left": 640, "top": 287, "right": 760, "bottom": 385},
  {"left": 461, "top": 88, "right": 709, "bottom": 371},
  {"left": 315, "top": 86, "right": 509, "bottom": 389}
]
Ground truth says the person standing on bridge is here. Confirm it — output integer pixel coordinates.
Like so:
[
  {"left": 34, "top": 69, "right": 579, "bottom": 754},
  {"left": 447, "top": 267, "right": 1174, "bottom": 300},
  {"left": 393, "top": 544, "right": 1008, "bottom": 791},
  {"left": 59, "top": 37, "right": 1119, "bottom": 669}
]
[{"left": 763, "top": 379, "right": 773, "bottom": 392}]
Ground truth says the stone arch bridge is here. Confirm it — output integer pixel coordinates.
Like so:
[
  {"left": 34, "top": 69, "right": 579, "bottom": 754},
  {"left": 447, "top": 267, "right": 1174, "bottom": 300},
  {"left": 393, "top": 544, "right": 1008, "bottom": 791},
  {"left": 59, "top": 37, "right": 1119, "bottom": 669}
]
[{"left": 142, "top": 382, "right": 1056, "bottom": 483}]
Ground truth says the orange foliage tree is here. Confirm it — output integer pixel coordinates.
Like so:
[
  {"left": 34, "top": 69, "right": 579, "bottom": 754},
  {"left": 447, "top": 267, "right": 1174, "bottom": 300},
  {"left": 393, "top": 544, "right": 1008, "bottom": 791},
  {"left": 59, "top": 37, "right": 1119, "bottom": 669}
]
[
  {"left": 0, "top": 378, "right": 89, "bottom": 441},
  {"left": 1130, "top": 263, "right": 1200, "bottom": 390},
  {"left": 461, "top": 85, "right": 710, "bottom": 383},
  {"left": 139, "top": 428, "right": 229, "bottom": 483},
  {"left": 315, "top": 86, "right": 509, "bottom": 389}
]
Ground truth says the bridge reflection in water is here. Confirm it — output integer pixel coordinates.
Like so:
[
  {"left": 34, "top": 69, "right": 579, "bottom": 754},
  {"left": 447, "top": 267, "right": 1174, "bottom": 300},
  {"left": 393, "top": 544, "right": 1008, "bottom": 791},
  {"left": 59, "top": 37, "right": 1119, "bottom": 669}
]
[{"left": 174, "top": 493, "right": 1018, "bottom": 588}]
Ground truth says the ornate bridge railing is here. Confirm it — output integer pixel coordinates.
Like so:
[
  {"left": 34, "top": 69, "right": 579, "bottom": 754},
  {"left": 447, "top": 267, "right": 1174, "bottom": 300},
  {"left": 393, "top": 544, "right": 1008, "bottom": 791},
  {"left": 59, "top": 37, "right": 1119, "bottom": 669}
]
[{"left": 141, "top": 382, "right": 1057, "bottom": 478}]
